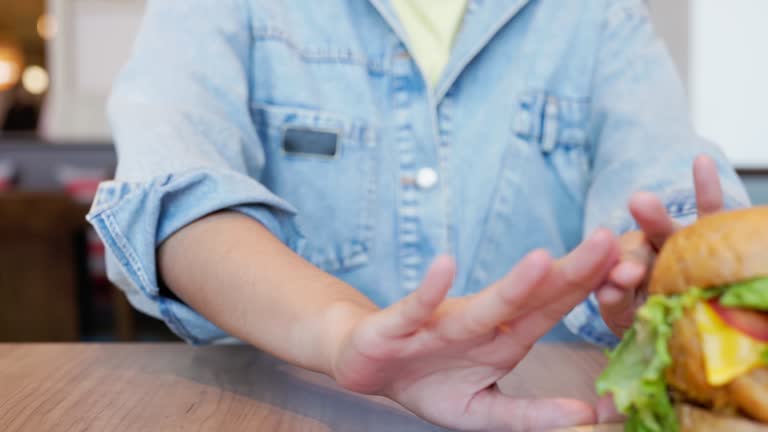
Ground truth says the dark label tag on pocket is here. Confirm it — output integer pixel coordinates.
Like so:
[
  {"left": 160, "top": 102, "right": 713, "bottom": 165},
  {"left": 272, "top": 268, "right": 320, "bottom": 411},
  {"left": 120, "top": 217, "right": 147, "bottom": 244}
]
[{"left": 282, "top": 127, "right": 339, "bottom": 157}]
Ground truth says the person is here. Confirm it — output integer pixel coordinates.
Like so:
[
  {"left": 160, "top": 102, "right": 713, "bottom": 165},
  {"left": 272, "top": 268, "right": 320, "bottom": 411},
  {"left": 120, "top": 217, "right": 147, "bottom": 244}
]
[{"left": 87, "top": 0, "right": 751, "bottom": 430}]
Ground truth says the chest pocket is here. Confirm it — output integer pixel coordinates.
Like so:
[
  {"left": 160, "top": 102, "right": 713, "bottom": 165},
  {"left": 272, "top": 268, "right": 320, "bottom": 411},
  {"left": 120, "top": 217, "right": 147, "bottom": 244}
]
[
  {"left": 514, "top": 91, "right": 592, "bottom": 205},
  {"left": 253, "top": 104, "right": 378, "bottom": 274}
]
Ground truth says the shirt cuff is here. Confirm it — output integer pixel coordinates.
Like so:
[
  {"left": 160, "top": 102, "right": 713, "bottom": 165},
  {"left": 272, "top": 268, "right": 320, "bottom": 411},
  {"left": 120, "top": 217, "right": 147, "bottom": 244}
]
[
  {"left": 86, "top": 168, "right": 301, "bottom": 344},
  {"left": 564, "top": 294, "right": 621, "bottom": 347},
  {"left": 596, "top": 185, "right": 752, "bottom": 235}
]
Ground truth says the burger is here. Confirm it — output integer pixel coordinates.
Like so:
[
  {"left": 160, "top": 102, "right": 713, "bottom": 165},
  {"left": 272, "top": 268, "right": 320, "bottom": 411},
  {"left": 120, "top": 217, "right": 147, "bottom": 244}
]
[{"left": 597, "top": 207, "right": 768, "bottom": 432}]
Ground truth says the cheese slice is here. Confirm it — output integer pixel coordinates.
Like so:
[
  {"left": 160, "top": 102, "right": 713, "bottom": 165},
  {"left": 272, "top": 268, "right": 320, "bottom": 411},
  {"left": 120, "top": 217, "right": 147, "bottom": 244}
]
[{"left": 694, "top": 301, "right": 768, "bottom": 386}]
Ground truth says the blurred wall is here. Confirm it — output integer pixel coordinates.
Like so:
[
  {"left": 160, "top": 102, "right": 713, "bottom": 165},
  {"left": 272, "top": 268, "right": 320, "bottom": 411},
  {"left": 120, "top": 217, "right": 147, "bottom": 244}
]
[
  {"left": 650, "top": 0, "right": 768, "bottom": 169},
  {"left": 648, "top": 0, "right": 689, "bottom": 85}
]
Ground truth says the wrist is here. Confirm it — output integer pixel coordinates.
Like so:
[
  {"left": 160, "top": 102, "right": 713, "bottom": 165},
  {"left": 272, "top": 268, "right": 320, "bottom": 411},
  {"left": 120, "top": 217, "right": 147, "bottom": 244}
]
[{"left": 322, "top": 299, "right": 377, "bottom": 380}]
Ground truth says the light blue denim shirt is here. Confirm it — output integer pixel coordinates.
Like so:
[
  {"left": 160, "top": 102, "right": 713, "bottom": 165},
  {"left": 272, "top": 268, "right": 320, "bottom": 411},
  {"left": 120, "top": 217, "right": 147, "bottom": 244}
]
[{"left": 87, "top": 0, "right": 751, "bottom": 347}]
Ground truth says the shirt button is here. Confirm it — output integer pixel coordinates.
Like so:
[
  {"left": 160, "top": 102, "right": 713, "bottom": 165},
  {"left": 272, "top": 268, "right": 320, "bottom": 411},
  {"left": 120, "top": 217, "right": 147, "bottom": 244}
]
[{"left": 416, "top": 167, "right": 438, "bottom": 189}]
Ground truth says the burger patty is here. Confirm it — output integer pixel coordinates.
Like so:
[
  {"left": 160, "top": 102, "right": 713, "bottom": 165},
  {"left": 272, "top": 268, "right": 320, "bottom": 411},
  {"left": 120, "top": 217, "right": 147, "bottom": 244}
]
[
  {"left": 676, "top": 403, "right": 768, "bottom": 432},
  {"left": 732, "top": 368, "right": 768, "bottom": 422},
  {"left": 666, "top": 311, "right": 734, "bottom": 411},
  {"left": 666, "top": 310, "right": 768, "bottom": 421}
]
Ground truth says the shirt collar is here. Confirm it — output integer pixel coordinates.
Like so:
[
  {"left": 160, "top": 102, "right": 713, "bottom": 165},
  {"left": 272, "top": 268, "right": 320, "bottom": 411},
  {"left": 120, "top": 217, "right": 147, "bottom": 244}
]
[
  {"left": 369, "top": 0, "right": 533, "bottom": 103},
  {"left": 436, "top": 0, "right": 532, "bottom": 101}
]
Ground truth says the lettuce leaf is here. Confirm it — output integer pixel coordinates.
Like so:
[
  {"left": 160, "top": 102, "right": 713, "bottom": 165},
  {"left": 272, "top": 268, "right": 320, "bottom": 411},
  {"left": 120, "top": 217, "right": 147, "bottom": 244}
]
[
  {"left": 596, "top": 289, "right": 713, "bottom": 432},
  {"left": 597, "top": 278, "right": 768, "bottom": 432},
  {"left": 719, "top": 277, "right": 768, "bottom": 311}
]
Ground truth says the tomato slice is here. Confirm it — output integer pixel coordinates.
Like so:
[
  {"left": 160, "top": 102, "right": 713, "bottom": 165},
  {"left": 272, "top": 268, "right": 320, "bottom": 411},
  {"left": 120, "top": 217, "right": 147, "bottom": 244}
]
[{"left": 708, "top": 299, "right": 768, "bottom": 342}]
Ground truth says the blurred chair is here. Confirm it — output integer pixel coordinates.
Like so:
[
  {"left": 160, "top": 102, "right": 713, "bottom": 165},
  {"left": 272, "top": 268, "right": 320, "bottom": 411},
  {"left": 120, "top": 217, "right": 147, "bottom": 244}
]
[
  {"left": 0, "top": 191, "right": 86, "bottom": 341},
  {"left": 0, "top": 190, "right": 136, "bottom": 341}
]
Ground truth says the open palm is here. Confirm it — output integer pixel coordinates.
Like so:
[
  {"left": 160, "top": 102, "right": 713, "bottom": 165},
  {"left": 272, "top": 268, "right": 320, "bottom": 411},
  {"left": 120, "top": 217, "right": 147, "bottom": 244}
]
[{"left": 331, "top": 230, "right": 619, "bottom": 432}]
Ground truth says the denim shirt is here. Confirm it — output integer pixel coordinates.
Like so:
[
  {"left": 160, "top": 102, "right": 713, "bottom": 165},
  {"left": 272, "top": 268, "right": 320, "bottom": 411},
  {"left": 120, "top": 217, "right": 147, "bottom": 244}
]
[{"left": 87, "top": 0, "right": 750, "bottom": 347}]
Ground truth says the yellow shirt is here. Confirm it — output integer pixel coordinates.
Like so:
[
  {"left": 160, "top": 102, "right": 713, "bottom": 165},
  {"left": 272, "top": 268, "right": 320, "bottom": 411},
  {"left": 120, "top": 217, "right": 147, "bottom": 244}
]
[{"left": 391, "top": 0, "right": 469, "bottom": 88}]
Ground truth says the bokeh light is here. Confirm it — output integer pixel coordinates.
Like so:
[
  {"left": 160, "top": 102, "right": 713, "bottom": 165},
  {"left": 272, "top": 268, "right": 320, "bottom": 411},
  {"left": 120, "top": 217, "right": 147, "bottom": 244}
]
[
  {"left": 37, "top": 14, "right": 59, "bottom": 41},
  {"left": 22, "top": 65, "right": 49, "bottom": 95},
  {"left": 0, "top": 43, "right": 24, "bottom": 91}
]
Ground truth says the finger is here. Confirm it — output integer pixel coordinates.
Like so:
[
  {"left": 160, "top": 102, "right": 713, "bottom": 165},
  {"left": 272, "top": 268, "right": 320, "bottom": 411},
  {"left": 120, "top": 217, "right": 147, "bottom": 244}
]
[
  {"left": 607, "top": 260, "right": 646, "bottom": 291},
  {"left": 438, "top": 250, "right": 553, "bottom": 340},
  {"left": 452, "top": 229, "right": 617, "bottom": 341},
  {"left": 376, "top": 256, "right": 456, "bottom": 337},
  {"left": 595, "top": 282, "right": 637, "bottom": 337},
  {"left": 629, "top": 192, "right": 679, "bottom": 250},
  {"left": 554, "top": 228, "right": 619, "bottom": 293},
  {"left": 597, "top": 261, "right": 648, "bottom": 336},
  {"left": 530, "top": 229, "right": 619, "bottom": 325},
  {"left": 469, "top": 389, "right": 596, "bottom": 431},
  {"left": 498, "top": 230, "right": 619, "bottom": 343},
  {"left": 694, "top": 154, "right": 724, "bottom": 217},
  {"left": 615, "top": 231, "right": 655, "bottom": 270},
  {"left": 599, "top": 231, "right": 651, "bottom": 309},
  {"left": 596, "top": 283, "right": 625, "bottom": 306},
  {"left": 599, "top": 260, "right": 645, "bottom": 308}
]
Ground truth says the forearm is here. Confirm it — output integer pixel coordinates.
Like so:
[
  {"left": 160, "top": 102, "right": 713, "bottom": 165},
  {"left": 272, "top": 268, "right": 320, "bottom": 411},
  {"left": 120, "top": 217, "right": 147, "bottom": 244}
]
[{"left": 158, "top": 211, "right": 378, "bottom": 375}]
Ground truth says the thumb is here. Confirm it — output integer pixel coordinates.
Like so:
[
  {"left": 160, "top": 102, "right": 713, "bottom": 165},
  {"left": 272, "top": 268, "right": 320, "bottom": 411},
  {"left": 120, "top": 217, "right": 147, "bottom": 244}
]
[
  {"left": 597, "top": 394, "right": 625, "bottom": 424},
  {"left": 629, "top": 192, "right": 679, "bottom": 250},
  {"left": 472, "top": 389, "right": 596, "bottom": 431},
  {"left": 597, "top": 231, "right": 653, "bottom": 334}
]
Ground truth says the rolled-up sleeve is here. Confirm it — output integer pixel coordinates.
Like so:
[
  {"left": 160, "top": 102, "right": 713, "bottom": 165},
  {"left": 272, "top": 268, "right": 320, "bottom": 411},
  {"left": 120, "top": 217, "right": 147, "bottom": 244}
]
[
  {"left": 86, "top": 0, "right": 301, "bottom": 344},
  {"left": 564, "top": 0, "right": 751, "bottom": 346}
]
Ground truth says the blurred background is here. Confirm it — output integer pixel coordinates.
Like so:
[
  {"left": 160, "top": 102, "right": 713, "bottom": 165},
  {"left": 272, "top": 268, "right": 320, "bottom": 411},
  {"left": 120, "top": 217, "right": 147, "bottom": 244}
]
[
  {"left": 0, "top": 0, "right": 766, "bottom": 342},
  {"left": 0, "top": 0, "right": 174, "bottom": 341}
]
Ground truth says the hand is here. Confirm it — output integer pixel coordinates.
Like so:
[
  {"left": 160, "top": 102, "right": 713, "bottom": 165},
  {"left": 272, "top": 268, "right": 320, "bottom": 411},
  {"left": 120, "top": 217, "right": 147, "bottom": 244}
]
[
  {"left": 597, "top": 155, "right": 725, "bottom": 337},
  {"left": 329, "top": 229, "right": 619, "bottom": 431}
]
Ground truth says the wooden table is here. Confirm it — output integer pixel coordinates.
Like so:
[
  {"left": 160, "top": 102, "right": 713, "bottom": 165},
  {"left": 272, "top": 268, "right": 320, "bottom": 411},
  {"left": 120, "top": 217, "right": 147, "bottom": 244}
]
[{"left": 0, "top": 343, "right": 621, "bottom": 431}]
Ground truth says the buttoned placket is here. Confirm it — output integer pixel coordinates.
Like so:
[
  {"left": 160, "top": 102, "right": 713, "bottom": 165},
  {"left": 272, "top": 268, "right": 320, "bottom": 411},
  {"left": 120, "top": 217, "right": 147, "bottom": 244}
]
[{"left": 391, "top": 46, "right": 431, "bottom": 291}]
